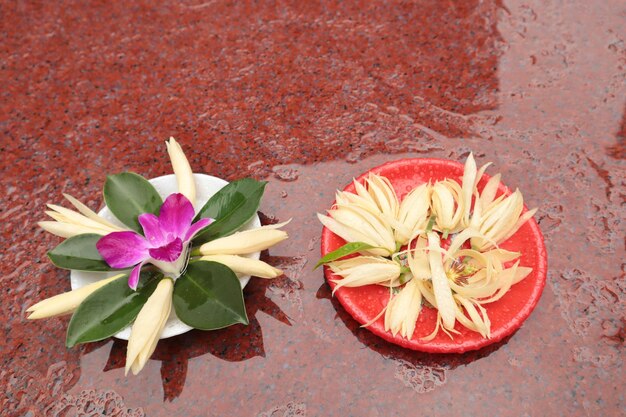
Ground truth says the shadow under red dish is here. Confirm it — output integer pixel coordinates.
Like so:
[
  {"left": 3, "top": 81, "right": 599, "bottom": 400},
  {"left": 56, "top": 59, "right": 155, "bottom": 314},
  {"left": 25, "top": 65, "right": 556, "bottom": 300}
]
[{"left": 320, "top": 158, "right": 548, "bottom": 353}]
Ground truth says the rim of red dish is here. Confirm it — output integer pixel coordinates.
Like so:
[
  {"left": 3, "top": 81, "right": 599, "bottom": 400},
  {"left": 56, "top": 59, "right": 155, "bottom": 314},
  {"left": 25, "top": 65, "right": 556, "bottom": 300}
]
[{"left": 320, "top": 158, "right": 548, "bottom": 354}]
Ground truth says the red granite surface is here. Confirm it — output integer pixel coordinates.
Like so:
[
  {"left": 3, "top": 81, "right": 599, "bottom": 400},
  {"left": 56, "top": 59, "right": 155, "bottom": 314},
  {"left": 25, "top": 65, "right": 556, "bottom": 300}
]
[{"left": 1, "top": 1, "right": 624, "bottom": 416}]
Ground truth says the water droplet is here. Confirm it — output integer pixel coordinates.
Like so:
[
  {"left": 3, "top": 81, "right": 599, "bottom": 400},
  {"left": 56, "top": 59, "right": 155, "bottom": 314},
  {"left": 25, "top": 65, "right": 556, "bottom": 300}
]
[
  {"left": 393, "top": 359, "right": 447, "bottom": 393},
  {"left": 272, "top": 166, "right": 300, "bottom": 182}
]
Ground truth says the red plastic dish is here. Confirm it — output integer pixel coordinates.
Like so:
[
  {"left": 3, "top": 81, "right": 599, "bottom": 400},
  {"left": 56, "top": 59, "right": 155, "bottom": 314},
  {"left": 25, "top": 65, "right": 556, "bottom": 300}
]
[{"left": 321, "top": 158, "right": 548, "bottom": 353}]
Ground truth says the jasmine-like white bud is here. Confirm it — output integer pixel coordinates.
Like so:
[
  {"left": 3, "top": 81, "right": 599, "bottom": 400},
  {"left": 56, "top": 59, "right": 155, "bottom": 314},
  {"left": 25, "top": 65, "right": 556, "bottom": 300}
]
[
  {"left": 166, "top": 137, "right": 196, "bottom": 206},
  {"left": 38, "top": 221, "right": 107, "bottom": 238},
  {"left": 125, "top": 278, "right": 173, "bottom": 376},
  {"left": 39, "top": 196, "right": 126, "bottom": 239},
  {"left": 27, "top": 274, "right": 124, "bottom": 319},
  {"left": 431, "top": 179, "right": 464, "bottom": 235},
  {"left": 197, "top": 224, "right": 289, "bottom": 256},
  {"left": 199, "top": 255, "right": 283, "bottom": 278},
  {"left": 62, "top": 193, "right": 124, "bottom": 231}
]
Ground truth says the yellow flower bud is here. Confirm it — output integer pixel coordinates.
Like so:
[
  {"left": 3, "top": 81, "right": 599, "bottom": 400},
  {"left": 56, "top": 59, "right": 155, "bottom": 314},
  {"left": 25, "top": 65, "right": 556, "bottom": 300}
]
[
  {"left": 62, "top": 193, "right": 124, "bottom": 231},
  {"left": 199, "top": 255, "right": 283, "bottom": 278},
  {"left": 431, "top": 179, "right": 464, "bottom": 235},
  {"left": 39, "top": 195, "right": 125, "bottom": 239},
  {"left": 38, "top": 221, "right": 107, "bottom": 239},
  {"left": 198, "top": 225, "right": 289, "bottom": 256},
  {"left": 27, "top": 274, "right": 124, "bottom": 319},
  {"left": 126, "top": 278, "right": 173, "bottom": 376},
  {"left": 166, "top": 137, "right": 196, "bottom": 206}
]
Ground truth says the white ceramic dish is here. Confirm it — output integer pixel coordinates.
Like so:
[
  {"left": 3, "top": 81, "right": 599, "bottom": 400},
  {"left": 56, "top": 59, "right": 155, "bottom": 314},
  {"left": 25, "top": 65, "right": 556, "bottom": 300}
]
[{"left": 70, "top": 173, "right": 261, "bottom": 340}]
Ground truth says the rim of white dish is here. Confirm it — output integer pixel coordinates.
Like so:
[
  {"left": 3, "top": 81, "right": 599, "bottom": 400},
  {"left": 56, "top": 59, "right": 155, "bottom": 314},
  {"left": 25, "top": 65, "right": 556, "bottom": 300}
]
[{"left": 70, "top": 173, "right": 261, "bottom": 340}]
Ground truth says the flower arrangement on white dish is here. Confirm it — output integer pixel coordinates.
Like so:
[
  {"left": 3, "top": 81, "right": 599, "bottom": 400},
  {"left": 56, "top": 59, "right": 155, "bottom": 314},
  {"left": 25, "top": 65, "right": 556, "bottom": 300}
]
[
  {"left": 316, "top": 154, "right": 537, "bottom": 340},
  {"left": 29, "top": 138, "right": 288, "bottom": 375}
]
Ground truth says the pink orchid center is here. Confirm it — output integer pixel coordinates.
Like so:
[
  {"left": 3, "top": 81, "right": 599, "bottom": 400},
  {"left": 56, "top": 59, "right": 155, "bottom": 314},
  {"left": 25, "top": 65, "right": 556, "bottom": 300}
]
[{"left": 96, "top": 193, "right": 213, "bottom": 289}]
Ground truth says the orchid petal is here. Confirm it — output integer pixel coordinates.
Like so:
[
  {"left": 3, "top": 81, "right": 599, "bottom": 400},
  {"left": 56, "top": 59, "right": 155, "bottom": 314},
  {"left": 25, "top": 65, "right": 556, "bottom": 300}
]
[
  {"left": 158, "top": 193, "right": 195, "bottom": 240},
  {"left": 148, "top": 237, "right": 183, "bottom": 262},
  {"left": 184, "top": 217, "right": 212, "bottom": 242},
  {"left": 128, "top": 262, "right": 145, "bottom": 290},
  {"left": 96, "top": 231, "right": 149, "bottom": 268},
  {"left": 139, "top": 213, "right": 168, "bottom": 247}
]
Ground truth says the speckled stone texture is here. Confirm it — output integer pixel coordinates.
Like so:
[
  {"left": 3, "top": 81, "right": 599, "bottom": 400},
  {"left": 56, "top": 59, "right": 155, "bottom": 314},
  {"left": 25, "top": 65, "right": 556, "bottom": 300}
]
[{"left": 1, "top": 1, "right": 624, "bottom": 416}]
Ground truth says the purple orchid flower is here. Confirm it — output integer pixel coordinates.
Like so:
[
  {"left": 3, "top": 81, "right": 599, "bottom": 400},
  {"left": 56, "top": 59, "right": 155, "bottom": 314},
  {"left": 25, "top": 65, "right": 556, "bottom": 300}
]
[{"left": 96, "top": 193, "right": 212, "bottom": 289}]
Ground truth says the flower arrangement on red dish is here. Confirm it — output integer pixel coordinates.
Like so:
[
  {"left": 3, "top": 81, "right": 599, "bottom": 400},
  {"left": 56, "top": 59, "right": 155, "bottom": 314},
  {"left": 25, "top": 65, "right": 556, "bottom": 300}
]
[{"left": 317, "top": 154, "right": 540, "bottom": 343}]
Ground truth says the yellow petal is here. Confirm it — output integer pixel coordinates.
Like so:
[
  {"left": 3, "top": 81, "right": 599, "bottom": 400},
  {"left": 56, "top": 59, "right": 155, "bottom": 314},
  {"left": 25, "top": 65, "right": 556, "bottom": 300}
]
[
  {"left": 395, "top": 183, "right": 431, "bottom": 244},
  {"left": 512, "top": 266, "right": 533, "bottom": 285},
  {"left": 366, "top": 174, "right": 399, "bottom": 220},
  {"left": 431, "top": 180, "right": 463, "bottom": 233},
  {"left": 498, "top": 208, "right": 538, "bottom": 244},
  {"left": 461, "top": 152, "right": 477, "bottom": 226},
  {"left": 318, "top": 213, "right": 379, "bottom": 249},
  {"left": 329, "top": 256, "right": 401, "bottom": 294},
  {"left": 333, "top": 205, "right": 395, "bottom": 251},
  {"left": 384, "top": 279, "right": 422, "bottom": 339},
  {"left": 336, "top": 190, "right": 380, "bottom": 216},
  {"left": 478, "top": 173, "right": 501, "bottom": 212},
  {"left": 477, "top": 261, "right": 519, "bottom": 304},
  {"left": 456, "top": 295, "right": 489, "bottom": 338},
  {"left": 427, "top": 232, "right": 456, "bottom": 330},
  {"left": 406, "top": 236, "right": 430, "bottom": 280},
  {"left": 166, "top": 137, "right": 196, "bottom": 206}
]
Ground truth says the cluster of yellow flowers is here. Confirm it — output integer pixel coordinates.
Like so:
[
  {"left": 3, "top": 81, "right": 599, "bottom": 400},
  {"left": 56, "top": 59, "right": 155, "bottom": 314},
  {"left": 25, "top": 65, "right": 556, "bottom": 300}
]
[{"left": 318, "top": 154, "right": 537, "bottom": 340}]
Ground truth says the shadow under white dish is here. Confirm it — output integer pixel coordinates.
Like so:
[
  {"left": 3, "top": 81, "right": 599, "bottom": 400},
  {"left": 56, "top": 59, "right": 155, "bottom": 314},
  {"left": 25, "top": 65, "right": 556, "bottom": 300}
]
[{"left": 70, "top": 174, "right": 261, "bottom": 340}]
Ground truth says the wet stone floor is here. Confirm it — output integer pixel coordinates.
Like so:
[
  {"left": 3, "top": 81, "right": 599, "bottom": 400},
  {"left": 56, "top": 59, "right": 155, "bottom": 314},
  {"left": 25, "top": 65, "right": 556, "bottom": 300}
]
[{"left": 1, "top": 1, "right": 624, "bottom": 416}]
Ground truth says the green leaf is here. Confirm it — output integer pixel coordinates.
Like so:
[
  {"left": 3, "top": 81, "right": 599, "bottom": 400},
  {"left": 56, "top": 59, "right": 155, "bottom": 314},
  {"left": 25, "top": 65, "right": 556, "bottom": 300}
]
[
  {"left": 48, "top": 234, "right": 115, "bottom": 271},
  {"left": 104, "top": 172, "right": 163, "bottom": 233},
  {"left": 192, "top": 178, "right": 266, "bottom": 245},
  {"left": 425, "top": 215, "right": 436, "bottom": 233},
  {"left": 173, "top": 261, "right": 248, "bottom": 330},
  {"left": 66, "top": 271, "right": 161, "bottom": 347},
  {"left": 314, "top": 241, "right": 376, "bottom": 269}
]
